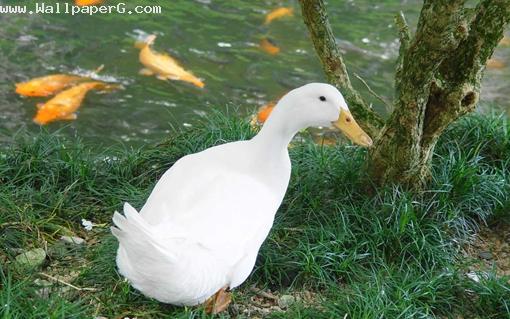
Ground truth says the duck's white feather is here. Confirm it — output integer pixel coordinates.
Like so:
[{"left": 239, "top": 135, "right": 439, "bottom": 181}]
[
  {"left": 112, "top": 141, "right": 289, "bottom": 305},
  {"left": 111, "top": 83, "right": 355, "bottom": 307}
]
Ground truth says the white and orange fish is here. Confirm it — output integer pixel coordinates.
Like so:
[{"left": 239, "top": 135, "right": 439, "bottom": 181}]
[
  {"left": 264, "top": 7, "right": 293, "bottom": 25},
  {"left": 33, "top": 81, "right": 117, "bottom": 125},
  {"left": 137, "top": 35, "right": 205, "bottom": 88},
  {"left": 259, "top": 37, "right": 280, "bottom": 55},
  {"left": 75, "top": 0, "right": 103, "bottom": 6}
]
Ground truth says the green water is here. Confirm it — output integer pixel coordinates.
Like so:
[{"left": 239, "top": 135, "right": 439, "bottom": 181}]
[{"left": 0, "top": 0, "right": 508, "bottom": 146}]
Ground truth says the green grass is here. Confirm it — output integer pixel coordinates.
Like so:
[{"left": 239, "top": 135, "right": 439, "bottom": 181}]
[{"left": 1, "top": 112, "right": 509, "bottom": 318}]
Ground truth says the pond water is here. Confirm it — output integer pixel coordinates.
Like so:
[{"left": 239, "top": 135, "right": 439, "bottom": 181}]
[{"left": 0, "top": 0, "right": 508, "bottom": 146}]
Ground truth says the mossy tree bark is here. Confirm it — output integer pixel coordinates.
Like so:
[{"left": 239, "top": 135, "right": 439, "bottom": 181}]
[
  {"left": 299, "top": 0, "right": 510, "bottom": 188},
  {"left": 299, "top": 0, "right": 384, "bottom": 138}
]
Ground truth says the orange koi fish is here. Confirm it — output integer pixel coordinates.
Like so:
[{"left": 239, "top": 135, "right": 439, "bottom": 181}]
[
  {"left": 16, "top": 65, "right": 104, "bottom": 97},
  {"left": 137, "top": 35, "right": 205, "bottom": 88},
  {"left": 33, "top": 82, "right": 115, "bottom": 125},
  {"left": 257, "top": 102, "right": 275, "bottom": 123},
  {"left": 264, "top": 7, "right": 293, "bottom": 25},
  {"left": 487, "top": 58, "right": 506, "bottom": 70},
  {"left": 75, "top": 0, "right": 103, "bottom": 6},
  {"left": 16, "top": 74, "right": 83, "bottom": 97},
  {"left": 259, "top": 38, "right": 280, "bottom": 55}
]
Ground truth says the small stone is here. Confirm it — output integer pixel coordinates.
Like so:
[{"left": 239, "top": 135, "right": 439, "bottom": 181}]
[
  {"left": 15, "top": 248, "right": 46, "bottom": 269},
  {"left": 478, "top": 251, "right": 493, "bottom": 260},
  {"left": 60, "top": 236, "right": 85, "bottom": 245},
  {"left": 278, "top": 295, "right": 296, "bottom": 309}
]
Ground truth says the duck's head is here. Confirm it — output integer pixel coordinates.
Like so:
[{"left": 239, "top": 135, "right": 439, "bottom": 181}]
[{"left": 277, "top": 83, "right": 373, "bottom": 147}]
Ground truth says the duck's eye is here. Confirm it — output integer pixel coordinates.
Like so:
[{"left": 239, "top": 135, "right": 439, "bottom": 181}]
[
  {"left": 346, "top": 117, "right": 352, "bottom": 123},
  {"left": 319, "top": 96, "right": 326, "bottom": 101}
]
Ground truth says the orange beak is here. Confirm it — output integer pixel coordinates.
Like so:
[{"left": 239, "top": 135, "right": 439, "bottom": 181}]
[{"left": 332, "top": 109, "right": 373, "bottom": 147}]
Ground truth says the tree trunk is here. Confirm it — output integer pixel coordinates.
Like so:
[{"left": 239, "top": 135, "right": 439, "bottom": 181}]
[
  {"left": 299, "top": 0, "right": 510, "bottom": 188},
  {"left": 299, "top": 0, "right": 384, "bottom": 138}
]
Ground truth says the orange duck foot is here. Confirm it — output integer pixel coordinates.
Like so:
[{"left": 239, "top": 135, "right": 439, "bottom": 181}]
[{"left": 204, "top": 286, "right": 232, "bottom": 314}]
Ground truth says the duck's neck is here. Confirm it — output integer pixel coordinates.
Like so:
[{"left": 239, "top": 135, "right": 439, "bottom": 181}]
[{"left": 251, "top": 104, "right": 301, "bottom": 155}]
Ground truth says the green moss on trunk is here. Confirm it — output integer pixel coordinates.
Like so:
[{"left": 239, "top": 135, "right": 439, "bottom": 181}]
[
  {"left": 299, "top": 0, "right": 510, "bottom": 188},
  {"left": 298, "top": 0, "right": 384, "bottom": 138}
]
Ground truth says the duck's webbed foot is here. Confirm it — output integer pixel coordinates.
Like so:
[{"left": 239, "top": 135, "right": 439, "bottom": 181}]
[{"left": 204, "top": 285, "right": 231, "bottom": 314}]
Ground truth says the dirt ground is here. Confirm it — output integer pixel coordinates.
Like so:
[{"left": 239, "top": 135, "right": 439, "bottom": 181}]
[{"left": 463, "top": 220, "right": 510, "bottom": 279}]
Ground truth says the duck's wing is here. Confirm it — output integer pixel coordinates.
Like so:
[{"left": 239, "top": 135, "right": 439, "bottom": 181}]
[
  {"left": 138, "top": 144, "right": 284, "bottom": 264},
  {"left": 159, "top": 169, "right": 281, "bottom": 273},
  {"left": 138, "top": 151, "right": 216, "bottom": 224},
  {"left": 138, "top": 143, "right": 253, "bottom": 224}
]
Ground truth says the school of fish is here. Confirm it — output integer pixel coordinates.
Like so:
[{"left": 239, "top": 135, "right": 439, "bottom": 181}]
[{"left": 14, "top": 6, "right": 297, "bottom": 125}]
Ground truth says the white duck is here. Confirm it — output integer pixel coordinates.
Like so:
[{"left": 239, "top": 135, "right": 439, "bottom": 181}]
[{"left": 111, "top": 83, "right": 373, "bottom": 313}]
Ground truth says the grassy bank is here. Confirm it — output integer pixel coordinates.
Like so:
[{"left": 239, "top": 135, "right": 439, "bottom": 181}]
[{"left": 1, "top": 113, "right": 509, "bottom": 318}]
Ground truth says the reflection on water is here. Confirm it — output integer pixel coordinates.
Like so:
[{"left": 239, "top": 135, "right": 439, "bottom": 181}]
[{"left": 0, "top": 0, "right": 508, "bottom": 146}]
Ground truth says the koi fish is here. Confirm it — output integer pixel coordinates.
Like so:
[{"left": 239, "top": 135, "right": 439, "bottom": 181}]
[
  {"left": 257, "top": 102, "right": 275, "bottom": 123},
  {"left": 33, "top": 82, "right": 116, "bottom": 125},
  {"left": 137, "top": 35, "right": 205, "bottom": 88},
  {"left": 16, "top": 65, "right": 104, "bottom": 97},
  {"left": 487, "top": 58, "right": 506, "bottom": 70},
  {"left": 264, "top": 7, "right": 293, "bottom": 25},
  {"left": 259, "top": 38, "right": 280, "bottom": 55},
  {"left": 16, "top": 74, "right": 83, "bottom": 97},
  {"left": 75, "top": 0, "right": 103, "bottom": 6}
]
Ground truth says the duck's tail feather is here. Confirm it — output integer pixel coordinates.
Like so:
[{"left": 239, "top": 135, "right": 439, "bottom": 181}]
[{"left": 111, "top": 202, "right": 176, "bottom": 262}]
